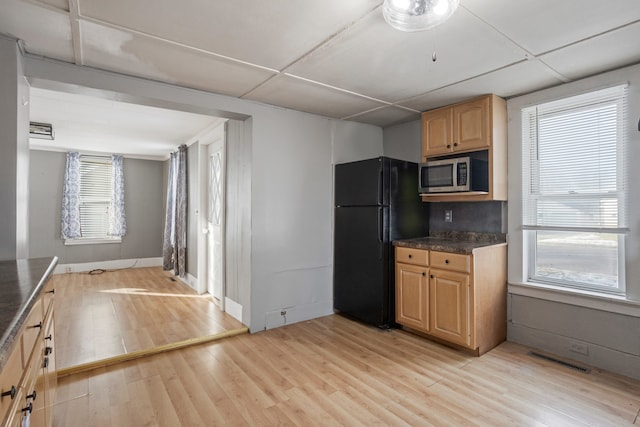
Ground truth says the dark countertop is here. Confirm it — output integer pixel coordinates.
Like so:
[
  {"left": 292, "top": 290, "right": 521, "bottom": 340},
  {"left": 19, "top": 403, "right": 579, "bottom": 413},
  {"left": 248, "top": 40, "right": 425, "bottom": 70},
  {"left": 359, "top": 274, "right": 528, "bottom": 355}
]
[
  {"left": 394, "top": 231, "right": 506, "bottom": 255},
  {"left": 0, "top": 257, "right": 58, "bottom": 372}
]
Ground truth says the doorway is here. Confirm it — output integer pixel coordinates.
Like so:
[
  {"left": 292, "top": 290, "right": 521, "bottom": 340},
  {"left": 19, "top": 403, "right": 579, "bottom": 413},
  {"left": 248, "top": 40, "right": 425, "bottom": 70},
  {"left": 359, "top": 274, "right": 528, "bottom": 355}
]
[{"left": 198, "top": 124, "right": 227, "bottom": 309}]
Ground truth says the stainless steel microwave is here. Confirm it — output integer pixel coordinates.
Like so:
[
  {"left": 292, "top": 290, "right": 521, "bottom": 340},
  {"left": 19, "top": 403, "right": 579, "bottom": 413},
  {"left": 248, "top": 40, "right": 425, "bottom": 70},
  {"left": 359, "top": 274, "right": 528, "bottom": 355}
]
[{"left": 419, "top": 156, "right": 488, "bottom": 193}]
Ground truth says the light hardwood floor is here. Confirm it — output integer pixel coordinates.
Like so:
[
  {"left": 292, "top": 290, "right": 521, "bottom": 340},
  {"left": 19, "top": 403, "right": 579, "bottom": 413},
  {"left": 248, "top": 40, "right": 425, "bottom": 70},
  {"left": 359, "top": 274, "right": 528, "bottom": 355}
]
[
  {"left": 52, "top": 267, "right": 244, "bottom": 369},
  {"left": 54, "top": 312, "right": 640, "bottom": 426}
]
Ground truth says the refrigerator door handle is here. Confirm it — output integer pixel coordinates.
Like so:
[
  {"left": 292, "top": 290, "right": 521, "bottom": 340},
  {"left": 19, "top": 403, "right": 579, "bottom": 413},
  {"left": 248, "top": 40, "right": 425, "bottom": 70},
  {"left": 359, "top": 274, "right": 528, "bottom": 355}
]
[
  {"left": 377, "top": 208, "right": 383, "bottom": 259},
  {"left": 377, "top": 168, "right": 383, "bottom": 205}
]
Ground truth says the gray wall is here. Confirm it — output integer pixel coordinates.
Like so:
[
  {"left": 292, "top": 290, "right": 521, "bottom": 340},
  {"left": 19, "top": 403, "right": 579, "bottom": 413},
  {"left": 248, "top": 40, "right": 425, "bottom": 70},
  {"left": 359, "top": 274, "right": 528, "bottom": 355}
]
[
  {"left": 29, "top": 150, "right": 164, "bottom": 263},
  {"left": 0, "top": 38, "right": 21, "bottom": 260},
  {"left": 382, "top": 119, "right": 421, "bottom": 163},
  {"left": 187, "top": 144, "right": 198, "bottom": 276}
]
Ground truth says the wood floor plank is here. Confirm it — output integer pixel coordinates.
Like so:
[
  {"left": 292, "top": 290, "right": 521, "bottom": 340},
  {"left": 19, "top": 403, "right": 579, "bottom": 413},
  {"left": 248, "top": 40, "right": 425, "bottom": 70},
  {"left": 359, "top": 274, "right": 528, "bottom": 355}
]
[{"left": 54, "top": 270, "right": 640, "bottom": 426}]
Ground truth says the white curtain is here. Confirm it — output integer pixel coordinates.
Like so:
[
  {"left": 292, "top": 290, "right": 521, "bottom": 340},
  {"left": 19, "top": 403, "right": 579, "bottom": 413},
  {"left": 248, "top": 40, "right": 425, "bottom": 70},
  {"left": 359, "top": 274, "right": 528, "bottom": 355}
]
[
  {"left": 61, "top": 152, "right": 81, "bottom": 239},
  {"left": 162, "top": 145, "right": 188, "bottom": 277},
  {"left": 108, "top": 154, "right": 127, "bottom": 236}
]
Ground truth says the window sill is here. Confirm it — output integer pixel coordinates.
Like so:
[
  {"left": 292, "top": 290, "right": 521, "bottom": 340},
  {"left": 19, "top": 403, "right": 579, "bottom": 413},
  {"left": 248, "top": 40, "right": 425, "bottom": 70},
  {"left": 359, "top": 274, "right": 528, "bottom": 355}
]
[
  {"left": 508, "top": 281, "right": 640, "bottom": 317},
  {"left": 64, "top": 238, "right": 122, "bottom": 246}
]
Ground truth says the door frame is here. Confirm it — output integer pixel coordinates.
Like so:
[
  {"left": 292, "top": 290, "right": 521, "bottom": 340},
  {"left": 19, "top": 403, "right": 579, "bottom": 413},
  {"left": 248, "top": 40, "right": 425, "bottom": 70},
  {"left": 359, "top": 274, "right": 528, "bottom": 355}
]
[{"left": 197, "top": 122, "right": 227, "bottom": 309}]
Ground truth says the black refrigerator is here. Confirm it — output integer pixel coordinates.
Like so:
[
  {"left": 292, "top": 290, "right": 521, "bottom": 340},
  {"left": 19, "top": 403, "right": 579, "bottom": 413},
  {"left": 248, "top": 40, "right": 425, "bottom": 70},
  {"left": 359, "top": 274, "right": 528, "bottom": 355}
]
[{"left": 334, "top": 157, "right": 428, "bottom": 328}]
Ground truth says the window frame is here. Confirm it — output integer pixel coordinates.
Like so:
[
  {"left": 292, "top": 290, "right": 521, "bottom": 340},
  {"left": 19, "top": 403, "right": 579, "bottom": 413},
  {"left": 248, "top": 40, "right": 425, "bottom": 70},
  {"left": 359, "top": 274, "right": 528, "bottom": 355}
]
[
  {"left": 521, "top": 84, "right": 628, "bottom": 295},
  {"left": 64, "top": 155, "right": 121, "bottom": 245}
]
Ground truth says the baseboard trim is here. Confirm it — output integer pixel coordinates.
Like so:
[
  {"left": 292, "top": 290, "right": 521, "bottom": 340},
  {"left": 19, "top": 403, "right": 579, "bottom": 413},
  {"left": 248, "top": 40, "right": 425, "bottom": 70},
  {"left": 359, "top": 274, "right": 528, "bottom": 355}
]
[
  {"left": 55, "top": 257, "right": 162, "bottom": 274},
  {"left": 56, "top": 326, "right": 249, "bottom": 378},
  {"left": 225, "top": 297, "right": 243, "bottom": 323}
]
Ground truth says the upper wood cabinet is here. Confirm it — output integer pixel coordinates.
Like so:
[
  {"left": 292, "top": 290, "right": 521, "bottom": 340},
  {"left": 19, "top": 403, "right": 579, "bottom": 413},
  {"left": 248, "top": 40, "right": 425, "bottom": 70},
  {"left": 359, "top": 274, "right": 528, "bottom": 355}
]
[{"left": 421, "top": 94, "right": 507, "bottom": 202}]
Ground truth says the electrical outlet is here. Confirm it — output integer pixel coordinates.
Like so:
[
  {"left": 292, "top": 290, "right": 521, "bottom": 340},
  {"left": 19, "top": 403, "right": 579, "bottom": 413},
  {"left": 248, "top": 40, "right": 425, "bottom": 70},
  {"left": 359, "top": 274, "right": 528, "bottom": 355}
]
[
  {"left": 65, "top": 266, "right": 72, "bottom": 274},
  {"left": 568, "top": 341, "right": 588, "bottom": 355},
  {"left": 444, "top": 210, "right": 453, "bottom": 223}
]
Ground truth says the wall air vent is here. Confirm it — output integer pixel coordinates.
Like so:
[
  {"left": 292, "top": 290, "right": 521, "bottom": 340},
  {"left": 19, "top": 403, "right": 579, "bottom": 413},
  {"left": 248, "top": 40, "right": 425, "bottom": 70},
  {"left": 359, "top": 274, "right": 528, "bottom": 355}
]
[{"left": 29, "top": 122, "right": 55, "bottom": 140}]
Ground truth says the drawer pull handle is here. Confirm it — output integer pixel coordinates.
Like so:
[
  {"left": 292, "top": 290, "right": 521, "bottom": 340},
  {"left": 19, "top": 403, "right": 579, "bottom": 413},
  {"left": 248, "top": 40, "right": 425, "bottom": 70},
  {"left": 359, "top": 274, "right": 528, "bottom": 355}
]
[
  {"left": 445, "top": 259, "right": 449, "bottom": 264},
  {"left": 43, "top": 357, "right": 49, "bottom": 369},
  {"left": 26, "top": 391, "right": 37, "bottom": 401},
  {"left": 21, "top": 402, "right": 33, "bottom": 414},
  {"left": 45, "top": 346, "right": 53, "bottom": 356},
  {"left": 31, "top": 321, "right": 42, "bottom": 329},
  {"left": 46, "top": 289, "right": 55, "bottom": 294},
  {"left": 408, "top": 254, "right": 412, "bottom": 258},
  {"left": 430, "top": 274, "right": 434, "bottom": 279},
  {"left": 45, "top": 334, "right": 52, "bottom": 341},
  {"left": 1, "top": 385, "right": 16, "bottom": 399}
]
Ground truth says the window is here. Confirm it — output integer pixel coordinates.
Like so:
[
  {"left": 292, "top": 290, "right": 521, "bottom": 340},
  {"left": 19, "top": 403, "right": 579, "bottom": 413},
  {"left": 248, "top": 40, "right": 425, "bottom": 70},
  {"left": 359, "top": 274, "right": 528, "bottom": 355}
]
[
  {"left": 61, "top": 153, "right": 126, "bottom": 244},
  {"left": 521, "top": 84, "right": 628, "bottom": 294},
  {"left": 77, "top": 156, "right": 115, "bottom": 240}
]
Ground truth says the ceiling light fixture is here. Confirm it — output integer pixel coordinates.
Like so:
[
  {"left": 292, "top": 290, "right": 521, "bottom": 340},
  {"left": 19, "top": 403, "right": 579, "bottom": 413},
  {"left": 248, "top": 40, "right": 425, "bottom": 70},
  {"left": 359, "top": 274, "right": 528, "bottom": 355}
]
[{"left": 383, "top": 0, "right": 460, "bottom": 32}]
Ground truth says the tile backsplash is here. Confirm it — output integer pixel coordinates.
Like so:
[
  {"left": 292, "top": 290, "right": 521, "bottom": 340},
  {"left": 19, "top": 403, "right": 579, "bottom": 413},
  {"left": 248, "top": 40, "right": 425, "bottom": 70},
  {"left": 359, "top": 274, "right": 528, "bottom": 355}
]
[{"left": 428, "top": 201, "right": 507, "bottom": 234}]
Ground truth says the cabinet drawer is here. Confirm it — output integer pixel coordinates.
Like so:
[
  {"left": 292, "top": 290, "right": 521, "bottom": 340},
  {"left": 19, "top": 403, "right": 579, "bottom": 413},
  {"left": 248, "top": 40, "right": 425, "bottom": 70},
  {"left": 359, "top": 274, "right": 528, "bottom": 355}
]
[
  {"left": 430, "top": 251, "right": 470, "bottom": 273},
  {"left": 42, "top": 278, "right": 55, "bottom": 318},
  {"left": 395, "top": 247, "right": 428, "bottom": 266},
  {"left": 0, "top": 344, "right": 23, "bottom": 424},
  {"left": 21, "top": 299, "right": 43, "bottom": 369}
]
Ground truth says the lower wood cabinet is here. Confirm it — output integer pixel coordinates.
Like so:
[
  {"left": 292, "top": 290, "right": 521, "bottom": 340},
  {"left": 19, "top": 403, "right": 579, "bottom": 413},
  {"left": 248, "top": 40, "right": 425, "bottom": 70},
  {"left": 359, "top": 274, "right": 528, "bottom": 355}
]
[
  {"left": 395, "top": 244, "right": 506, "bottom": 355},
  {"left": 396, "top": 263, "right": 429, "bottom": 332},
  {"left": 0, "top": 279, "right": 56, "bottom": 427}
]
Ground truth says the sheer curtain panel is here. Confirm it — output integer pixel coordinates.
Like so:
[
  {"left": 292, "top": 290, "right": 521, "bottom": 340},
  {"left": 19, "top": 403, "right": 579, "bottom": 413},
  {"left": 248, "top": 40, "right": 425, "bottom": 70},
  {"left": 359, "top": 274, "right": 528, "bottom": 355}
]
[
  {"left": 108, "top": 154, "right": 126, "bottom": 237},
  {"left": 162, "top": 145, "right": 188, "bottom": 277},
  {"left": 61, "top": 152, "right": 81, "bottom": 239}
]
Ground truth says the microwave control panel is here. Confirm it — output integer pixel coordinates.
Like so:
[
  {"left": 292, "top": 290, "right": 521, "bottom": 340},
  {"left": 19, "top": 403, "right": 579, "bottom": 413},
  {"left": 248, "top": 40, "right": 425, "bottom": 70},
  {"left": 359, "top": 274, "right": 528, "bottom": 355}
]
[{"left": 457, "top": 162, "right": 468, "bottom": 186}]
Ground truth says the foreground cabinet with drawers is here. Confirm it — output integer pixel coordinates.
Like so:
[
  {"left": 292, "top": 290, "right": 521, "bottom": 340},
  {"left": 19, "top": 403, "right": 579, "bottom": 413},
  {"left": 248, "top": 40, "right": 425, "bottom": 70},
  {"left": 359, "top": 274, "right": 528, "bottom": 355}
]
[
  {"left": 0, "top": 258, "right": 57, "bottom": 427},
  {"left": 395, "top": 244, "right": 506, "bottom": 355}
]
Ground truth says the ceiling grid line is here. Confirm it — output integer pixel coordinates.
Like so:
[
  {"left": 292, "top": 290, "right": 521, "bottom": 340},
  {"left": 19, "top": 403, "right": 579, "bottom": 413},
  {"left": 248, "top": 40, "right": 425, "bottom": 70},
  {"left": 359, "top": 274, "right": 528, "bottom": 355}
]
[{"left": 68, "top": 0, "right": 83, "bottom": 65}]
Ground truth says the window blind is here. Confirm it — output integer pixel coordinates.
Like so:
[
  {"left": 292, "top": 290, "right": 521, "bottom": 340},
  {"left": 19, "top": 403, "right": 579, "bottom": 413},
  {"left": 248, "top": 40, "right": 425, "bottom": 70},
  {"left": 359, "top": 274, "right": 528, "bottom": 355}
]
[
  {"left": 79, "top": 155, "right": 113, "bottom": 238},
  {"left": 522, "top": 84, "right": 628, "bottom": 233}
]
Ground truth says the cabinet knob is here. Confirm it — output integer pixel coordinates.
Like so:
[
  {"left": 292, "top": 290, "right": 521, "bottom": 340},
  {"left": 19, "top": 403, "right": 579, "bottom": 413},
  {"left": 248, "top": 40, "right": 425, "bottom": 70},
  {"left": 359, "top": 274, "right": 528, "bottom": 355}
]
[
  {"left": 422, "top": 272, "right": 425, "bottom": 276},
  {"left": 46, "top": 288, "right": 55, "bottom": 294},
  {"left": 43, "top": 357, "right": 49, "bottom": 369},
  {"left": 1, "top": 385, "right": 16, "bottom": 400},
  {"left": 430, "top": 274, "right": 434, "bottom": 279},
  {"left": 21, "top": 402, "right": 32, "bottom": 414},
  {"left": 445, "top": 259, "right": 449, "bottom": 264},
  {"left": 446, "top": 144, "right": 451, "bottom": 149},
  {"left": 31, "top": 321, "right": 42, "bottom": 329},
  {"left": 26, "top": 391, "right": 37, "bottom": 401},
  {"left": 45, "top": 334, "right": 52, "bottom": 341},
  {"left": 454, "top": 143, "right": 458, "bottom": 147},
  {"left": 408, "top": 254, "right": 412, "bottom": 258}
]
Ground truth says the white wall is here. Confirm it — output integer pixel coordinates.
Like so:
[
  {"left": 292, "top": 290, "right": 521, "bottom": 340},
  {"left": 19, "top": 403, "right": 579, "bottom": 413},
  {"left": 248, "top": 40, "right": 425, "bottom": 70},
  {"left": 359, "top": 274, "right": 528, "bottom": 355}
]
[
  {"left": 22, "top": 54, "right": 383, "bottom": 332},
  {"left": 507, "top": 63, "right": 640, "bottom": 379}
]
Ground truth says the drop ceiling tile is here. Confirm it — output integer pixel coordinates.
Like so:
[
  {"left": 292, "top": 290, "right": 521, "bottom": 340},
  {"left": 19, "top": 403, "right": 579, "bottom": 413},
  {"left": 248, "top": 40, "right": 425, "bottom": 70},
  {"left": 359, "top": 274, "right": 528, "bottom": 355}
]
[
  {"left": 78, "top": 0, "right": 380, "bottom": 70},
  {"left": 80, "top": 21, "right": 277, "bottom": 97},
  {"left": 540, "top": 22, "right": 640, "bottom": 81},
  {"left": 348, "top": 106, "right": 421, "bottom": 128},
  {"left": 0, "top": 0, "right": 74, "bottom": 62},
  {"left": 243, "top": 74, "right": 387, "bottom": 119},
  {"left": 463, "top": 0, "right": 640, "bottom": 55},
  {"left": 286, "top": 6, "right": 526, "bottom": 102},
  {"left": 399, "top": 59, "right": 565, "bottom": 112}
]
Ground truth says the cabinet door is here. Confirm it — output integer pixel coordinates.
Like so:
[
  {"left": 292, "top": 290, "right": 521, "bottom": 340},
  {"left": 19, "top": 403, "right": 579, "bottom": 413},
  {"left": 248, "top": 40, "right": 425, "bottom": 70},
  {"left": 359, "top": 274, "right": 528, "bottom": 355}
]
[
  {"left": 429, "top": 269, "right": 469, "bottom": 346},
  {"left": 395, "top": 263, "right": 429, "bottom": 332},
  {"left": 453, "top": 96, "right": 490, "bottom": 152},
  {"left": 422, "top": 108, "right": 453, "bottom": 158}
]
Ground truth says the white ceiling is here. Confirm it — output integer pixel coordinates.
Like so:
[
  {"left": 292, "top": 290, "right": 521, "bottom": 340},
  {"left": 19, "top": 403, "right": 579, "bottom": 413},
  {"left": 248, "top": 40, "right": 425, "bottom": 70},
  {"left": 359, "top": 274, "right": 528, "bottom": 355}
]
[
  {"left": 28, "top": 88, "right": 223, "bottom": 160},
  {"left": 2, "top": 0, "right": 640, "bottom": 152}
]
